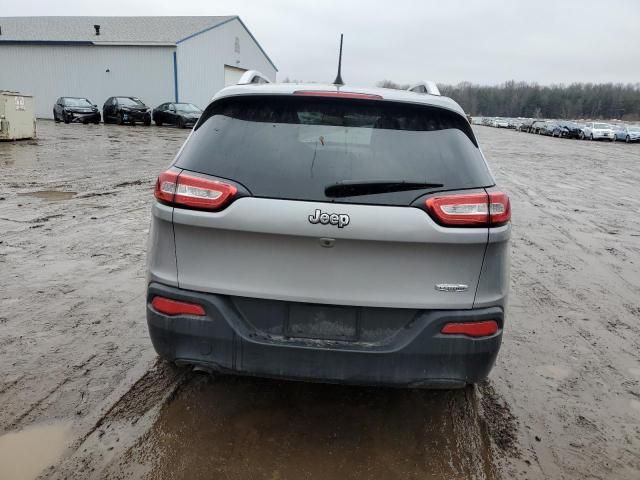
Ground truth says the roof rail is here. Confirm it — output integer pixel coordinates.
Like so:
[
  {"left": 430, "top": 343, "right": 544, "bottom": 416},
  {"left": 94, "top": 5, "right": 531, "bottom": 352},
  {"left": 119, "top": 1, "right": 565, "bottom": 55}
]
[
  {"left": 237, "top": 70, "right": 271, "bottom": 85},
  {"left": 407, "top": 81, "right": 440, "bottom": 96}
]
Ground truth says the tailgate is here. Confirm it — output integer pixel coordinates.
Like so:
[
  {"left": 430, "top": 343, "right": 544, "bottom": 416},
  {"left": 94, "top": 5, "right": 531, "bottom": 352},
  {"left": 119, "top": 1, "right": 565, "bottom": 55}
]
[{"left": 172, "top": 197, "right": 487, "bottom": 309}]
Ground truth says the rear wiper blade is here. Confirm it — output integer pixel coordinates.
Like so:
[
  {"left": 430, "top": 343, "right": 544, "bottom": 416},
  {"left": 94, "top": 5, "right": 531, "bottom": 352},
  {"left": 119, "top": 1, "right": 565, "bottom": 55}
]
[{"left": 324, "top": 180, "right": 444, "bottom": 198}]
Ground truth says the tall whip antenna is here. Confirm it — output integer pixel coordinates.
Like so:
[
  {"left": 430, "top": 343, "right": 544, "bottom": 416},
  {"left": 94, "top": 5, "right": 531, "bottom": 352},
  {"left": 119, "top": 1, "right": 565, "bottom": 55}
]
[{"left": 333, "top": 34, "right": 344, "bottom": 86}]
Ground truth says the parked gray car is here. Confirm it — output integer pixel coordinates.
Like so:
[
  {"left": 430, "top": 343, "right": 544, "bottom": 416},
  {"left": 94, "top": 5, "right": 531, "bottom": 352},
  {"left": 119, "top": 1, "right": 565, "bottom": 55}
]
[
  {"left": 146, "top": 82, "right": 511, "bottom": 388},
  {"left": 613, "top": 125, "right": 640, "bottom": 143}
]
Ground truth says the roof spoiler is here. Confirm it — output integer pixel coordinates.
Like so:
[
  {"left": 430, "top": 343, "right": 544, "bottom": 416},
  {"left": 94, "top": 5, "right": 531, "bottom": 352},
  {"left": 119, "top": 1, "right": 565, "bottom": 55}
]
[
  {"left": 237, "top": 70, "right": 271, "bottom": 85},
  {"left": 407, "top": 81, "right": 440, "bottom": 96}
]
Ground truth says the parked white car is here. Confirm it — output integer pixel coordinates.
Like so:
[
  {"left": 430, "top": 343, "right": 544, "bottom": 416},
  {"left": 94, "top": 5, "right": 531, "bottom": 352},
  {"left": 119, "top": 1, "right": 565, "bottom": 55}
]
[
  {"left": 580, "top": 122, "right": 615, "bottom": 141},
  {"left": 492, "top": 118, "right": 510, "bottom": 128}
]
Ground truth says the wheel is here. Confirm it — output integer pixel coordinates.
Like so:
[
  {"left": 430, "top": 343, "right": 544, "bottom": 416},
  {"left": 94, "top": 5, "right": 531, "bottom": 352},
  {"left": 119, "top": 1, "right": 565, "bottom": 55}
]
[
  {"left": 155, "top": 120, "right": 163, "bottom": 127},
  {"left": 177, "top": 117, "right": 186, "bottom": 129},
  {"left": 626, "top": 135, "right": 631, "bottom": 143},
  {"left": 144, "top": 117, "right": 151, "bottom": 127},
  {"left": 130, "top": 119, "right": 136, "bottom": 126},
  {"left": 93, "top": 118, "right": 100, "bottom": 125},
  {"left": 118, "top": 112, "right": 125, "bottom": 125},
  {"left": 589, "top": 134, "right": 594, "bottom": 141},
  {"left": 53, "top": 111, "right": 60, "bottom": 123},
  {"left": 612, "top": 135, "right": 616, "bottom": 142},
  {"left": 63, "top": 113, "right": 70, "bottom": 124}
]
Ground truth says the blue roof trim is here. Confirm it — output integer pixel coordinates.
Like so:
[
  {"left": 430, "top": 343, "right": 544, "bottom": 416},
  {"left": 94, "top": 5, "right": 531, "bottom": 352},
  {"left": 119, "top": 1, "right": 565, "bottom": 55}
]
[
  {"left": 175, "top": 16, "right": 238, "bottom": 44},
  {"left": 176, "top": 16, "right": 278, "bottom": 72}
]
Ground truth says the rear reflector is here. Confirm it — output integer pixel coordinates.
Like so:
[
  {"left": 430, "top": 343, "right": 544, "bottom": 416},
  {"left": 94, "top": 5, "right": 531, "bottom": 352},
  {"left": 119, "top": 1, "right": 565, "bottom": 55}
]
[
  {"left": 425, "top": 191, "right": 510, "bottom": 227},
  {"left": 293, "top": 90, "right": 383, "bottom": 100},
  {"left": 441, "top": 320, "right": 498, "bottom": 337},
  {"left": 154, "top": 171, "right": 237, "bottom": 211},
  {"left": 151, "top": 296, "right": 206, "bottom": 316}
]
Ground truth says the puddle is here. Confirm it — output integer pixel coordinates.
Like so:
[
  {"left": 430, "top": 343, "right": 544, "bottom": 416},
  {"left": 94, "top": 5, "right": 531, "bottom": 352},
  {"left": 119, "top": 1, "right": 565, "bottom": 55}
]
[
  {"left": 124, "top": 375, "right": 498, "bottom": 480},
  {"left": 19, "top": 190, "right": 76, "bottom": 201},
  {"left": 0, "top": 422, "right": 72, "bottom": 480}
]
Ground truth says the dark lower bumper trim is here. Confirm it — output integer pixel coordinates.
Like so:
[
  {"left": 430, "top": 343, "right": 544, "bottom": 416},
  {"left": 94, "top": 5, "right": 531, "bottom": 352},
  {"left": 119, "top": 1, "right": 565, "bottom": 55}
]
[{"left": 146, "top": 283, "right": 504, "bottom": 387}]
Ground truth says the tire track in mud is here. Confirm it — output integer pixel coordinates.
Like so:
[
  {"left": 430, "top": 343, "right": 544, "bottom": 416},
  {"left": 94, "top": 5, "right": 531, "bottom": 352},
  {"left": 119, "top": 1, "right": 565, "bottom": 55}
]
[
  {"left": 2, "top": 353, "right": 98, "bottom": 432},
  {"left": 45, "top": 360, "right": 190, "bottom": 480}
]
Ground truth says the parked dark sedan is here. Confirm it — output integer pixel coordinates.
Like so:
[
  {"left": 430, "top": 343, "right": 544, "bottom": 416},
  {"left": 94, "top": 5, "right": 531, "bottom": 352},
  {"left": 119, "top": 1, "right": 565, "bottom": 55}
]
[
  {"left": 152, "top": 102, "right": 202, "bottom": 128},
  {"left": 53, "top": 97, "right": 101, "bottom": 124},
  {"left": 530, "top": 120, "right": 548, "bottom": 134},
  {"left": 539, "top": 121, "right": 560, "bottom": 136},
  {"left": 103, "top": 97, "right": 151, "bottom": 126},
  {"left": 518, "top": 119, "right": 534, "bottom": 132},
  {"left": 553, "top": 121, "right": 582, "bottom": 139}
]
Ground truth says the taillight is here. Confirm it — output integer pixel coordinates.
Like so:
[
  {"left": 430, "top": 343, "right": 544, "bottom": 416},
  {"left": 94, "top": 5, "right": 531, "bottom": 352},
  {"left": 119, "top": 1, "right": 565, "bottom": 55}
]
[
  {"left": 154, "top": 170, "right": 237, "bottom": 211},
  {"left": 151, "top": 296, "right": 206, "bottom": 316},
  {"left": 425, "top": 191, "right": 510, "bottom": 227},
  {"left": 293, "top": 90, "right": 383, "bottom": 100},
  {"left": 441, "top": 320, "right": 498, "bottom": 337},
  {"left": 487, "top": 191, "right": 511, "bottom": 226},
  {"left": 154, "top": 170, "right": 179, "bottom": 203}
]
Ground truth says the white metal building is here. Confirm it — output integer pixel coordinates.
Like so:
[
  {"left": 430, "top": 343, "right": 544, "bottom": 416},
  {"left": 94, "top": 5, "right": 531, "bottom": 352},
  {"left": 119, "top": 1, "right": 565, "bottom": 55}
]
[{"left": 0, "top": 16, "right": 277, "bottom": 118}]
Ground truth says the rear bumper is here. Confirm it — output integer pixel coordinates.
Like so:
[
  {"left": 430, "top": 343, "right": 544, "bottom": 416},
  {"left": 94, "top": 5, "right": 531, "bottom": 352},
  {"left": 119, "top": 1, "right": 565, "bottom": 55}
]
[
  {"left": 592, "top": 132, "right": 613, "bottom": 140},
  {"left": 146, "top": 283, "right": 504, "bottom": 388}
]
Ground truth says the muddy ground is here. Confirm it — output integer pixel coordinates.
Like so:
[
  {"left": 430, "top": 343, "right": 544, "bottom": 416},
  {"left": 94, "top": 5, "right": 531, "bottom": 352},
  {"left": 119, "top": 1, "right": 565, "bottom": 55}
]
[{"left": 1, "top": 121, "right": 639, "bottom": 479}]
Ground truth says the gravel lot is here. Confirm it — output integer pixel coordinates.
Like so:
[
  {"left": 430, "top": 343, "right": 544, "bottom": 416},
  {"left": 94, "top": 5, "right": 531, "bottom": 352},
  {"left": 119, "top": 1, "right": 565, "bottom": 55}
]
[{"left": 1, "top": 121, "right": 639, "bottom": 480}]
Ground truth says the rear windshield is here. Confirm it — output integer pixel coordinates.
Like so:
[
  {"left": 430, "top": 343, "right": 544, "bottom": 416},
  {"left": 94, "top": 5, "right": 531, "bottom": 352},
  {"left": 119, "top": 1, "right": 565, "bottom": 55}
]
[{"left": 175, "top": 95, "right": 494, "bottom": 205}]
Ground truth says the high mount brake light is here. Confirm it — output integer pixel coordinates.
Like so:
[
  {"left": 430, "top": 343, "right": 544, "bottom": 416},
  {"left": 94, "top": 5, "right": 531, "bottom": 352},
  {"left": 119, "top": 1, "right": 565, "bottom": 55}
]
[
  {"left": 425, "top": 192, "right": 510, "bottom": 227},
  {"left": 293, "top": 90, "right": 383, "bottom": 100},
  {"left": 154, "top": 171, "right": 237, "bottom": 211},
  {"left": 441, "top": 320, "right": 499, "bottom": 337}
]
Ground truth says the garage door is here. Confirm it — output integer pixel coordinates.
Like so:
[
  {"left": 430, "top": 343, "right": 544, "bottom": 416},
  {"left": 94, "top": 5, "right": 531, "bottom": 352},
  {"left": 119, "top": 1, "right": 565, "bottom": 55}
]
[{"left": 224, "top": 65, "right": 248, "bottom": 87}]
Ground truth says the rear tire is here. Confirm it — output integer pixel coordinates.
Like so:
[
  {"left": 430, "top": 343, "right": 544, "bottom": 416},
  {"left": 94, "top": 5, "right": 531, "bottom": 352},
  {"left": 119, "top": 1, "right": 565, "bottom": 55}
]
[
  {"left": 155, "top": 120, "right": 163, "bottom": 126},
  {"left": 118, "top": 112, "right": 125, "bottom": 125},
  {"left": 589, "top": 134, "right": 594, "bottom": 141},
  {"left": 579, "top": 132, "right": 585, "bottom": 140},
  {"left": 626, "top": 135, "right": 631, "bottom": 143},
  {"left": 177, "top": 117, "right": 186, "bottom": 129},
  {"left": 144, "top": 117, "right": 151, "bottom": 127}
]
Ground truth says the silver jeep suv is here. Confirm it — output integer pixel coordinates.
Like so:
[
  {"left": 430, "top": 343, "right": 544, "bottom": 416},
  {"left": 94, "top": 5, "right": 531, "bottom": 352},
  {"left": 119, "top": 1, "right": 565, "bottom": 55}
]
[{"left": 146, "top": 82, "right": 511, "bottom": 388}]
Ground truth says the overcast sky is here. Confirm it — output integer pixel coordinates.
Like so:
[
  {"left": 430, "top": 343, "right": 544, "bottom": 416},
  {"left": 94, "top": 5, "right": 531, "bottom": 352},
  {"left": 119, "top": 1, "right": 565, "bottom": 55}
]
[{"left": 4, "top": 0, "right": 640, "bottom": 86}]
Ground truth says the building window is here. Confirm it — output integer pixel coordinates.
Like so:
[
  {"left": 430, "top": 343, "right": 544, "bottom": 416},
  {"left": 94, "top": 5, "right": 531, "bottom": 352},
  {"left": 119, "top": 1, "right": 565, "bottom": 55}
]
[{"left": 234, "top": 37, "right": 240, "bottom": 54}]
